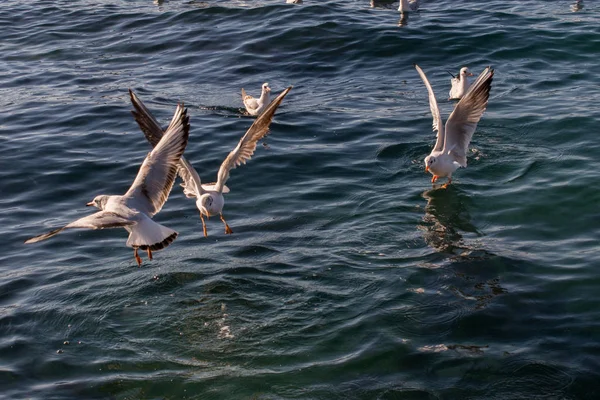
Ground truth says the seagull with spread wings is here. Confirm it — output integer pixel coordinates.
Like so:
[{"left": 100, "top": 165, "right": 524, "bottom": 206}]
[
  {"left": 415, "top": 64, "right": 494, "bottom": 186},
  {"left": 25, "top": 97, "right": 190, "bottom": 266},
  {"left": 129, "top": 86, "right": 292, "bottom": 237}
]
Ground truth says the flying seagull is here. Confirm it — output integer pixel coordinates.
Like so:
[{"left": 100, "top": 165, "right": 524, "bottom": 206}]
[
  {"left": 25, "top": 96, "right": 190, "bottom": 266},
  {"left": 130, "top": 86, "right": 292, "bottom": 237}
]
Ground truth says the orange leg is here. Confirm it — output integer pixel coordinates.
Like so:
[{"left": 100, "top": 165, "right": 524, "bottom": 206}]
[
  {"left": 200, "top": 213, "right": 208, "bottom": 238},
  {"left": 431, "top": 175, "right": 439, "bottom": 183},
  {"left": 134, "top": 248, "right": 142, "bottom": 267},
  {"left": 220, "top": 213, "right": 233, "bottom": 234},
  {"left": 147, "top": 248, "right": 153, "bottom": 260},
  {"left": 441, "top": 177, "right": 452, "bottom": 189}
]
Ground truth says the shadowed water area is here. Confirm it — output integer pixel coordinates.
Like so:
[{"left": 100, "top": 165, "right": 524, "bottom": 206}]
[{"left": 1, "top": 0, "right": 600, "bottom": 398}]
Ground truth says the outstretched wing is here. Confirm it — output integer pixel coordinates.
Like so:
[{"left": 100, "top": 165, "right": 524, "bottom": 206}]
[
  {"left": 178, "top": 156, "right": 204, "bottom": 199},
  {"left": 444, "top": 67, "right": 494, "bottom": 167},
  {"left": 215, "top": 86, "right": 292, "bottom": 193},
  {"left": 242, "top": 88, "right": 260, "bottom": 112},
  {"left": 414, "top": 64, "right": 445, "bottom": 152},
  {"left": 129, "top": 89, "right": 165, "bottom": 148},
  {"left": 129, "top": 89, "right": 211, "bottom": 200},
  {"left": 25, "top": 211, "right": 134, "bottom": 244},
  {"left": 125, "top": 102, "right": 190, "bottom": 216}
]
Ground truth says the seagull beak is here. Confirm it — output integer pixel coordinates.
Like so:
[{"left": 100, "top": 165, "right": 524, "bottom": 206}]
[
  {"left": 467, "top": 72, "right": 474, "bottom": 76},
  {"left": 425, "top": 166, "right": 429, "bottom": 173},
  {"left": 86, "top": 201, "right": 94, "bottom": 207}
]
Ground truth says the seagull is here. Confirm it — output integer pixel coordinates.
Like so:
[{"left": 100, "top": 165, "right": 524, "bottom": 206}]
[
  {"left": 448, "top": 67, "right": 474, "bottom": 100},
  {"left": 25, "top": 97, "right": 190, "bottom": 266},
  {"left": 130, "top": 86, "right": 292, "bottom": 237},
  {"left": 286, "top": 0, "right": 303, "bottom": 3},
  {"left": 415, "top": 64, "right": 494, "bottom": 186},
  {"left": 242, "top": 83, "right": 271, "bottom": 116},
  {"left": 398, "top": 0, "right": 419, "bottom": 12}
]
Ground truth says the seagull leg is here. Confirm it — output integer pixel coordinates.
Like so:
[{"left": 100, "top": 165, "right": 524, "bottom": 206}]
[
  {"left": 147, "top": 248, "right": 153, "bottom": 260},
  {"left": 442, "top": 177, "right": 452, "bottom": 189},
  {"left": 200, "top": 213, "right": 208, "bottom": 238},
  {"left": 431, "top": 175, "right": 439, "bottom": 183},
  {"left": 134, "top": 248, "right": 142, "bottom": 267},
  {"left": 220, "top": 213, "right": 233, "bottom": 235}
]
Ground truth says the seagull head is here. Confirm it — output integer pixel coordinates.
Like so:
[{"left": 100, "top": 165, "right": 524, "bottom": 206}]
[
  {"left": 198, "top": 193, "right": 214, "bottom": 217},
  {"left": 262, "top": 82, "right": 271, "bottom": 93},
  {"left": 424, "top": 155, "right": 436, "bottom": 173},
  {"left": 460, "top": 67, "right": 474, "bottom": 77},
  {"left": 87, "top": 195, "right": 109, "bottom": 209}
]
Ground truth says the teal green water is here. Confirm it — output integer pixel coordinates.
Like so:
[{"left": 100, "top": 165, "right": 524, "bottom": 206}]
[{"left": 1, "top": 0, "right": 600, "bottom": 399}]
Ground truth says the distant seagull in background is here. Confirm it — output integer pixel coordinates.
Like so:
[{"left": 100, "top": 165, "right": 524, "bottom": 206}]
[
  {"left": 130, "top": 87, "right": 292, "bottom": 238},
  {"left": 448, "top": 67, "right": 474, "bottom": 100},
  {"left": 571, "top": 0, "right": 583, "bottom": 12},
  {"left": 286, "top": 0, "right": 303, "bottom": 4},
  {"left": 242, "top": 82, "right": 271, "bottom": 116},
  {"left": 415, "top": 64, "right": 494, "bottom": 186},
  {"left": 398, "top": 0, "right": 419, "bottom": 12},
  {"left": 25, "top": 99, "right": 190, "bottom": 266}
]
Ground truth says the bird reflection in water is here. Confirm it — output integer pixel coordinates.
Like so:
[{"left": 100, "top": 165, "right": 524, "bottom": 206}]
[
  {"left": 419, "top": 186, "right": 480, "bottom": 254},
  {"left": 398, "top": 12, "right": 409, "bottom": 27},
  {"left": 419, "top": 187, "right": 507, "bottom": 309}
]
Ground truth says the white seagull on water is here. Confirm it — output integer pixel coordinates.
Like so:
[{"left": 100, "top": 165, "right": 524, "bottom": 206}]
[
  {"left": 130, "top": 86, "right": 292, "bottom": 238},
  {"left": 415, "top": 64, "right": 494, "bottom": 186},
  {"left": 25, "top": 98, "right": 190, "bottom": 266},
  {"left": 242, "top": 82, "right": 271, "bottom": 116},
  {"left": 448, "top": 66, "right": 474, "bottom": 100}
]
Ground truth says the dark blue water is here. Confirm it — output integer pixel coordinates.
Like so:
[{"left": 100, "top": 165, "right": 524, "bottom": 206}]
[{"left": 2, "top": 0, "right": 600, "bottom": 398}]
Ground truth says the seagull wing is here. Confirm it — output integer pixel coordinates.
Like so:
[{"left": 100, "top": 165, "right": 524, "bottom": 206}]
[
  {"left": 242, "top": 88, "right": 259, "bottom": 112},
  {"left": 25, "top": 211, "right": 135, "bottom": 244},
  {"left": 414, "top": 64, "right": 445, "bottom": 152},
  {"left": 129, "top": 90, "right": 208, "bottom": 199},
  {"left": 444, "top": 67, "right": 494, "bottom": 167},
  {"left": 178, "top": 156, "right": 204, "bottom": 199},
  {"left": 215, "top": 86, "right": 292, "bottom": 193},
  {"left": 129, "top": 89, "right": 165, "bottom": 148},
  {"left": 125, "top": 102, "right": 190, "bottom": 216}
]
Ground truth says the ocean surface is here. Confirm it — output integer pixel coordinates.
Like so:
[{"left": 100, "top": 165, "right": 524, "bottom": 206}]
[{"left": 1, "top": 0, "right": 600, "bottom": 398}]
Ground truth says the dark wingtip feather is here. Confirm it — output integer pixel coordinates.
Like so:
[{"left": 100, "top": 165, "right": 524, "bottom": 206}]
[
  {"left": 24, "top": 227, "right": 65, "bottom": 244},
  {"left": 139, "top": 231, "right": 178, "bottom": 251}
]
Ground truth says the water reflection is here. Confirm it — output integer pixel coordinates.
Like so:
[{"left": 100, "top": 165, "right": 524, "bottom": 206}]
[
  {"left": 419, "top": 187, "right": 481, "bottom": 253},
  {"left": 398, "top": 12, "right": 409, "bottom": 27},
  {"left": 419, "top": 187, "right": 508, "bottom": 310}
]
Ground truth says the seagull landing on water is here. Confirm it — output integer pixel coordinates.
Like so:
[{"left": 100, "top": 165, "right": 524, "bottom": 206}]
[
  {"left": 130, "top": 87, "right": 292, "bottom": 238},
  {"left": 415, "top": 64, "right": 494, "bottom": 187},
  {"left": 242, "top": 82, "right": 271, "bottom": 116},
  {"left": 398, "top": 0, "right": 419, "bottom": 12},
  {"left": 25, "top": 98, "right": 190, "bottom": 266},
  {"left": 448, "top": 67, "right": 474, "bottom": 100}
]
